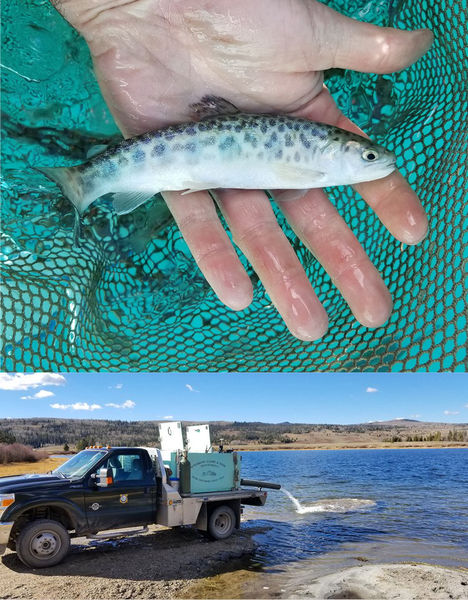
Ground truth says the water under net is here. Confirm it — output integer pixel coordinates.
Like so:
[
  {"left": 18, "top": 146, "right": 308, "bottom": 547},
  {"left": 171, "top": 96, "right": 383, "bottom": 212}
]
[{"left": 1, "top": 0, "right": 466, "bottom": 372}]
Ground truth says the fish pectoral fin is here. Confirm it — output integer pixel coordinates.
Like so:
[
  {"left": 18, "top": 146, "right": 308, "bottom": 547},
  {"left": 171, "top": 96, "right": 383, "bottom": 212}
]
[
  {"left": 189, "top": 95, "right": 240, "bottom": 119},
  {"left": 112, "top": 191, "right": 155, "bottom": 215},
  {"left": 274, "top": 164, "right": 326, "bottom": 187}
]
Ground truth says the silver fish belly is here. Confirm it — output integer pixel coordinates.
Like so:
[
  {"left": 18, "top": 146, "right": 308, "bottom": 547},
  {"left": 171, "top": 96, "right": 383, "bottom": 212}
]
[{"left": 38, "top": 114, "right": 396, "bottom": 216}]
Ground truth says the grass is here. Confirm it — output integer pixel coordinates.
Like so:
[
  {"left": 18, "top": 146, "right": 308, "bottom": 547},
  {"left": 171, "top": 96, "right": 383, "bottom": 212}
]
[{"left": 0, "top": 456, "right": 68, "bottom": 477}]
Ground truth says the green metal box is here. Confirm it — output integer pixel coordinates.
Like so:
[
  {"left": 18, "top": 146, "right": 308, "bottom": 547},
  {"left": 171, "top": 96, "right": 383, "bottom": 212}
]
[{"left": 163, "top": 452, "right": 240, "bottom": 493}]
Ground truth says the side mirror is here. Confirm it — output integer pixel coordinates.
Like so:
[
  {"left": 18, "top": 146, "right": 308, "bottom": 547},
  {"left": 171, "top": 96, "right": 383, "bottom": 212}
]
[{"left": 96, "top": 466, "right": 113, "bottom": 487}]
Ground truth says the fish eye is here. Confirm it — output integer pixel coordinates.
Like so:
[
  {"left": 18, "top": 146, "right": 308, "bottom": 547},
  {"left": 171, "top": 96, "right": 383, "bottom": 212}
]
[{"left": 362, "top": 149, "right": 379, "bottom": 161}]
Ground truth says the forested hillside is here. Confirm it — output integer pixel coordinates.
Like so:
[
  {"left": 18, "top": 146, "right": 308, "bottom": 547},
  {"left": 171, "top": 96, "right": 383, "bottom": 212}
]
[{"left": 0, "top": 418, "right": 466, "bottom": 450}]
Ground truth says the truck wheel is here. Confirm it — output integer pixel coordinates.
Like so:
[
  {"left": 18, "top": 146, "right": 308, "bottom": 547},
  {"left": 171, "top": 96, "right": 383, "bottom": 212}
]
[
  {"left": 208, "top": 505, "right": 236, "bottom": 540},
  {"left": 16, "top": 519, "right": 70, "bottom": 568}
]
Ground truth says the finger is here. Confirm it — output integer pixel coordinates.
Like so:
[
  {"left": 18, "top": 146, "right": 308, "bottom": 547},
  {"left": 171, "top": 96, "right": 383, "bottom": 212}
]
[
  {"left": 214, "top": 189, "right": 328, "bottom": 341},
  {"left": 294, "top": 88, "right": 428, "bottom": 244},
  {"left": 162, "top": 190, "right": 253, "bottom": 311},
  {"left": 306, "top": 1, "right": 433, "bottom": 73},
  {"left": 276, "top": 188, "right": 393, "bottom": 328}
]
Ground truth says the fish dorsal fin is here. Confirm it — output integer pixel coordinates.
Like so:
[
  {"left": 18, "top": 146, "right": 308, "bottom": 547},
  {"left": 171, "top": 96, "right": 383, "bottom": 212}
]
[
  {"left": 190, "top": 95, "right": 240, "bottom": 120},
  {"left": 112, "top": 191, "right": 155, "bottom": 215}
]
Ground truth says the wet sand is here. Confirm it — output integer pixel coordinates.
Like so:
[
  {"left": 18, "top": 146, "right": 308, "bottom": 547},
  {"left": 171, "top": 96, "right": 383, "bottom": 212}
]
[{"left": 288, "top": 563, "right": 468, "bottom": 599}]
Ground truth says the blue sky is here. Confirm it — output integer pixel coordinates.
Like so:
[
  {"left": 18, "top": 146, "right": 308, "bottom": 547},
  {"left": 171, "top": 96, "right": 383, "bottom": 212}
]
[{"left": 0, "top": 373, "right": 467, "bottom": 424}]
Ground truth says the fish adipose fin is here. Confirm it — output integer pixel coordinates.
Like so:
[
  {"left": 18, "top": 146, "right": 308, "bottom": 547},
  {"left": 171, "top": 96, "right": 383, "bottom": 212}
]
[
  {"left": 86, "top": 144, "right": 109, "bottom": 159},
  {"left": 113, "top": 191, "right": 155, "bottom": 215},
  {"left": 190, "top": 95, "right": 240, "bottom": 120}
]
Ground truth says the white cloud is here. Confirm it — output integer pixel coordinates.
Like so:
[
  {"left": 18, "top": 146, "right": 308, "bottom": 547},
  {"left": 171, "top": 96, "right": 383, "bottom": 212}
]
[
  {"left": 185, "top": 384, "right": 200, "bottom": 393},
  {"left": 162, "top": 415, "right": 174, "bottom": 420},
  {"left": 108, "top": 383, "right": 123, "bottom": 390},
  {"left": 444, "top": 410, "right": 460, "bottom": 416},
  {"left": 50, "top": 402, "right": 102, "bottom": 411},
  {"left": 0, "top": 373, "right": 66, "bottom": 391},
  {"left": 104, "top": 400, "right": 136, "bottom": 409},
  {"left": 21, "top": 389, "right": 55, "bottom": 400},
  {"left": 366, "top": 387, "right": 378, "bottom": 393}
]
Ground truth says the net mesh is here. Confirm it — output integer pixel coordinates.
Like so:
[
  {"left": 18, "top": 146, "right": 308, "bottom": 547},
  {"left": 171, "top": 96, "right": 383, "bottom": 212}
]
[{"left": 1, "top": 0, "right": 466, "bottom": 372}]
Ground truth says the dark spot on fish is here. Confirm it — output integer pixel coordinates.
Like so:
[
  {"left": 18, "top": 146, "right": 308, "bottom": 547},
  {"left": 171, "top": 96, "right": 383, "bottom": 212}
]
[
  {"left": 132, "top": 149, "right": 145, "bottom": 163},
  {"left": 165, "top": 132, "right": 175, "bottom": 140},
  {"left": 186, "top": 142, "right": 196, "bottom": 153},
  {"left": 173, "top": 143, "right": 182, "bottom": 152},
  {"left": 269, "top": 118, "right": 275, "bottom": 126},
  {"left": 198, "top": 123, "right": 208, "bottom": 131},
  {"left": 140, "top": 134, "right": 152, "bottom": 144},
  {"left": 185, "top": 127, "right": 196, "bottom": 136},
  {"left": 344, "top": 145, "right": 350, "bottom": 152},
  {"left": 234, "top": 124, "right": 242, "bottom": 132},
  {"left": 152, "top": 143, "right": 166, "bottom": 156},
  {"left": 300, "top": 133, "right": 311, "bottom": 149},
  {"left": 293, "top": 122, "right": 301, "bottom": 131},
  {"left": 102, "top": 160, "right": 118, "bottom": 176},
  {"left": 275, "top": 149, "right": 283, "bottom": 160},
  {"left": 285, "top": 121, "right": 293, "bottom": 130},
  {"left": 117, "top": 156, "right": 130, "bottom": 166},
  {"left": 294, "top": 151, "right": 301, "bottom": 162},
  {"left": 264, "top": 131, "right": 278, "bottom": 149},
  {"left": 219, "top": 136, "right": 235, "bottom": 151},
  {"left": 285, "top": 133, "right": 293, "bottom": 147},
  {"left": 260, "top": 122, "right": 268, "bottom": 134},
  {"left": 278, "top": 123, "right": 285, "bottom": 132}
]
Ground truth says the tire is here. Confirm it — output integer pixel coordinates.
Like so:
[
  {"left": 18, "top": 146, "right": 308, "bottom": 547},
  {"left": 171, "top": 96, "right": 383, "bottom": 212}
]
[
  {"left": 16, "top": 519, "right": 70, "bottom": 568},
  {"left": 207, "top": 505, "right": 236, "bottom": 540}
]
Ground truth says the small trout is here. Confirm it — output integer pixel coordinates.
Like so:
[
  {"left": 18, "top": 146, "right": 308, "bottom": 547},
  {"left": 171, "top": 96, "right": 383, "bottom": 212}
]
[{"left": 38, "top": 96, "right": 396, "bottom": 216}]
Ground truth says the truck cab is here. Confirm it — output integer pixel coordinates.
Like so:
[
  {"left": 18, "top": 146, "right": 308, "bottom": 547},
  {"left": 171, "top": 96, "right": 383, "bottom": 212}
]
[{"left": 0, "top": 424, "right": 279, "bottom": 569}]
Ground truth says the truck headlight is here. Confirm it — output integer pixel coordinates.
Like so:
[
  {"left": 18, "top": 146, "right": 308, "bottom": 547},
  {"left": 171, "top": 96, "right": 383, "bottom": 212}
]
[{"left": 0, "top": 494, "right": 15, "bottom": 516}]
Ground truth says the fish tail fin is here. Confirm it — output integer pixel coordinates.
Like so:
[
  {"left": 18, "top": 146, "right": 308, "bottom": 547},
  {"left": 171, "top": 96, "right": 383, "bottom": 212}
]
[{"left": 36, "top": 165, "right": 91, "bottom": 216}]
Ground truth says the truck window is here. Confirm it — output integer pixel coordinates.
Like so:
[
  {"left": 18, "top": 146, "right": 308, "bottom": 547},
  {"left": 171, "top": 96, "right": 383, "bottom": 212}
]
[
  {"left": 54, "top": 450, "right": 107, "bottom": 479},
  {"left": 101, "top": 453, "right": 145, "bottom": 482}
]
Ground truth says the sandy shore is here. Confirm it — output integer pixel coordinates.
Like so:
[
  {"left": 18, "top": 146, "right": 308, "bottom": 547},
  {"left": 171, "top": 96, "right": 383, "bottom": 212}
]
[
  {"left": 288, "top": 563, "right": 468, "bottom": 599},
  {"left": 2, "top": 523, "right": 467, "bottom": 600},
  {"left": 1, "top": 523, "right": 259, "bottom": 599}
]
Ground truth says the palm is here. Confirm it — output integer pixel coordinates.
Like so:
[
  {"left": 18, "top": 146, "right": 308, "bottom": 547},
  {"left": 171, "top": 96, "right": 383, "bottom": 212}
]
[
  {"left": 85, "top": 0, "right": 329, "bottom": 136},
  {"left": 54, "top": 0, "right": 431, "bottom": 340}
]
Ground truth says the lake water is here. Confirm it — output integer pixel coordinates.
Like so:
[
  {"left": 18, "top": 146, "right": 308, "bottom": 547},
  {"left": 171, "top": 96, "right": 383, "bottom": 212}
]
[{"left": 232, "top": 448, "right": 467, "bottom": 595}]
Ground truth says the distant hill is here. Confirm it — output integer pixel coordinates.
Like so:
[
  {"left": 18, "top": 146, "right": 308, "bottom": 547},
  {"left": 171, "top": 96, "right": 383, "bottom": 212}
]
[{"left": 0, "top": 418, "right": 467, "bottom": 450}]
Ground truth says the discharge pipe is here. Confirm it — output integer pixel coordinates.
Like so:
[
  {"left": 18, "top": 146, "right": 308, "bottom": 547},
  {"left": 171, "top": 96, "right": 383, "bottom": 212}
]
[{"left": 240, "top": 478, "right": 281, "bottom": 490}]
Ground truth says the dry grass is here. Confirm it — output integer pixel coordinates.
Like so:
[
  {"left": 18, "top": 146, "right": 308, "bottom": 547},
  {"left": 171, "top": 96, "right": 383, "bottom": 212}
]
[{"left": 0, "top": 456, "right": 67, "bottom": 477}]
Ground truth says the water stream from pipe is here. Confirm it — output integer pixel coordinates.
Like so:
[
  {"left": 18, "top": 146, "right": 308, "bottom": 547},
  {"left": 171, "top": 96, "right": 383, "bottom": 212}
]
[{"left": 280, "top": 488, "right": 376, "bottom": 514}]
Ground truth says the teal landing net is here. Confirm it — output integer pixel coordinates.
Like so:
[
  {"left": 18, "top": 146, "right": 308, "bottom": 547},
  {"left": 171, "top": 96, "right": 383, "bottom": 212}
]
[{"left": 1, "top": 0, "right": 466, "bottom": 372}]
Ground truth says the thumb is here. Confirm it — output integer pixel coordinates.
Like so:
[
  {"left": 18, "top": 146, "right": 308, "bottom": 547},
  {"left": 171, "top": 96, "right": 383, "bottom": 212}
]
[{"left": 314, "top": 2, "right": 434, "bottom": 73}]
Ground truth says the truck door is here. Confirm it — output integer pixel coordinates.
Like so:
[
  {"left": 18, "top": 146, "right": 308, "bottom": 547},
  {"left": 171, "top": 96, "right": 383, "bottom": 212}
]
[{"left": 84, "top": 450, "right": 156, "bottom": 532}]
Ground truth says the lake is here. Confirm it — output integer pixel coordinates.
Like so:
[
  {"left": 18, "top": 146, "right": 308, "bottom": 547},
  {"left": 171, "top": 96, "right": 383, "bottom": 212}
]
[{"left": 234, "top": 448, "right": 467, "bottom": 593}]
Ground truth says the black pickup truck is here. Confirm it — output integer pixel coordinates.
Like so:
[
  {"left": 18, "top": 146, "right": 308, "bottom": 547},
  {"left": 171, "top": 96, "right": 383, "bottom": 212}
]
[{"left": 0, "top": 446, "right": 279, "bottom": 569}]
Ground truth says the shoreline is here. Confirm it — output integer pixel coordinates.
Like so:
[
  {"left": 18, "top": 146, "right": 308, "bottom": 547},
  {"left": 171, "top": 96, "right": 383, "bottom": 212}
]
[
  {"left": 233, "top": 443, "right": 468, "bottom": 452},
  {"left": 1, "top": 444, "right": 467, "bottom": 476}
]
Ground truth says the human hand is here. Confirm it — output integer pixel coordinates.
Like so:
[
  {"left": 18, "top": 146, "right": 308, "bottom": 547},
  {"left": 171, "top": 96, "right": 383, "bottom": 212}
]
[{"left": 51, "top": 0, "right": 432, "bottom": 341}]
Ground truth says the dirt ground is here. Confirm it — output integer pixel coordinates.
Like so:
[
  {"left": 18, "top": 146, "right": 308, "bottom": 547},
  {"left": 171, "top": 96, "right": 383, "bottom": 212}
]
[{"left": 0, "top": 523, "right": 259, "bottom": 600}]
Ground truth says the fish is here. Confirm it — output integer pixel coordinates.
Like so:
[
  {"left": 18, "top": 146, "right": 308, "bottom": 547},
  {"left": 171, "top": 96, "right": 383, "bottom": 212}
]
[{"left": 37, "top": 95, "right": 396, "bottom": 217}]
